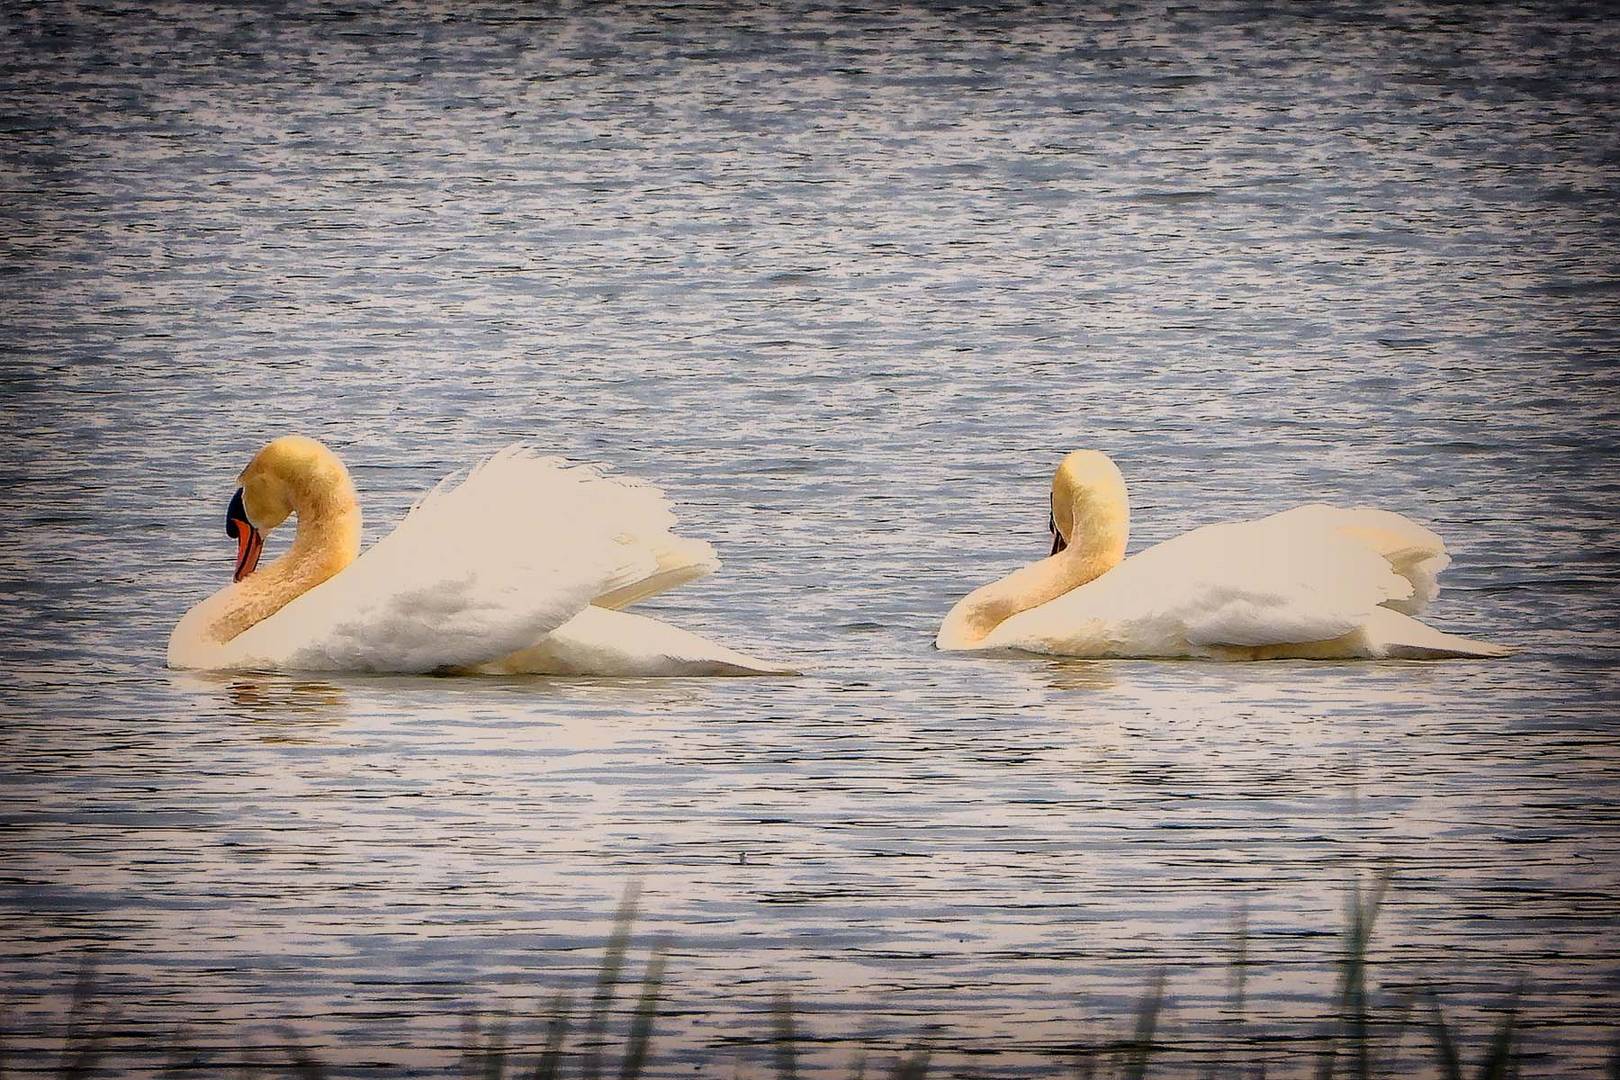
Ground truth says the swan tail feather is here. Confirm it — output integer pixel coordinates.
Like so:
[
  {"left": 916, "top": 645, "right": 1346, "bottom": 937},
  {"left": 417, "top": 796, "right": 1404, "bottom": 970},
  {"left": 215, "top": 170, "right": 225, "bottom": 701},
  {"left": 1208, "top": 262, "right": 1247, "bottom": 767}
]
[
  {"left": 1366, "top": 608, "right": 1510, "bottom": 659},
  {"left": 479, "top": 607, "right": 797, "bottom": 677}
]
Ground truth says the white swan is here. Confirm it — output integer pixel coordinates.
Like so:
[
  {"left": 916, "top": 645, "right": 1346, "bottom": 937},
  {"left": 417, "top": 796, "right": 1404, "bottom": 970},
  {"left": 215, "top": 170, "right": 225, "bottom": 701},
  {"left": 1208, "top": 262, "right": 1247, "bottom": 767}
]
[
  {"left": 168, "top": 437, "right": 793, "bottom": 676},
  {"left": 937, "top": 450, "right": 1509, "bottom": 660}
]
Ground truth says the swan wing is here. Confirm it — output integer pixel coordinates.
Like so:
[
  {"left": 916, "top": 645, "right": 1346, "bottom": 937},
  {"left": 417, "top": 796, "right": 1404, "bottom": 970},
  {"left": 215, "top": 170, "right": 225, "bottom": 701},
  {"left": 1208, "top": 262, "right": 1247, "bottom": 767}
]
[
  {"left": 986, "top": 509, "right": 1419, "bottom": 655},
  {"left": 217, "top": 447, "right": 715, "bottom": 673},
  {"left": 1254, "top": 504, "right": 1449, "bottom": 615}
]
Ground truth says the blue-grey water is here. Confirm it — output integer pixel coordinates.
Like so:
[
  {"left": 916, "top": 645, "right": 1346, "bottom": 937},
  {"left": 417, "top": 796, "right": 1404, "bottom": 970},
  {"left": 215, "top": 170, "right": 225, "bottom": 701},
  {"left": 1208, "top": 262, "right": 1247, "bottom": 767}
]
[{"left": 2, "top": 2, "right": 1618, "bottom": 1076}]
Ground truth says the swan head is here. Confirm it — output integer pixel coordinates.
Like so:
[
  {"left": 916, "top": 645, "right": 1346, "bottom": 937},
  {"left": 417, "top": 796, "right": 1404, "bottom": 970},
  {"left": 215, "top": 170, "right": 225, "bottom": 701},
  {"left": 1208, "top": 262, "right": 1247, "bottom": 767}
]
[
  {"left": 227, "top": 436, "right": 358, "bottom": 582},
  {"left": 1049, "top": 450, "right": 1129, "bottom": 560}
]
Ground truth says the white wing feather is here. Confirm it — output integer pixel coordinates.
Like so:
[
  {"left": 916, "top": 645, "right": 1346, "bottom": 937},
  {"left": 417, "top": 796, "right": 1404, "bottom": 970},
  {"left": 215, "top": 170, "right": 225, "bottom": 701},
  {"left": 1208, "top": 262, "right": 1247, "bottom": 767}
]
[
  {"left": 1260, "top": 505, "right": 1449, "bottom": 615},
  {"left": 215, "top": 447, "right": 717, "bottom": 673}
]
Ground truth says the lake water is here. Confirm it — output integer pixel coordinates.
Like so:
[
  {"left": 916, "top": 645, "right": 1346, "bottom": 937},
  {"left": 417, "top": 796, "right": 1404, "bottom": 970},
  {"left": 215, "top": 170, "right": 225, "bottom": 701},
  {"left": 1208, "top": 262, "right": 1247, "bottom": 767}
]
[{"left": 2, "top": 2, "right": 1617, "bottom": 1076}]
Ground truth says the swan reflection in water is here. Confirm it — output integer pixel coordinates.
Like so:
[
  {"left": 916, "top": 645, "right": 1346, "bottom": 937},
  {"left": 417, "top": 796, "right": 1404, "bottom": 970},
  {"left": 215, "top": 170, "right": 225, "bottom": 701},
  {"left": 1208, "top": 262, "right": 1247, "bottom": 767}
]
[
  {"left": 169, "top": 670, "right": 350, "bottom": 740},
  {"left": 171, "top": 666, "right": 738, "bottom": 758},
  {"left": 1043, "top": 659, "right": 1120, "bottom": 693}
]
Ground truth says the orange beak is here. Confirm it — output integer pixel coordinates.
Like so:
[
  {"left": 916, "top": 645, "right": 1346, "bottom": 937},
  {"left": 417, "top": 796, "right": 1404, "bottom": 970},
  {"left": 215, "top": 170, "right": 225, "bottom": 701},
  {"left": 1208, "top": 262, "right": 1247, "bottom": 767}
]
[{"left": 226, "top": 488, "right": 264, "bottom": 582}]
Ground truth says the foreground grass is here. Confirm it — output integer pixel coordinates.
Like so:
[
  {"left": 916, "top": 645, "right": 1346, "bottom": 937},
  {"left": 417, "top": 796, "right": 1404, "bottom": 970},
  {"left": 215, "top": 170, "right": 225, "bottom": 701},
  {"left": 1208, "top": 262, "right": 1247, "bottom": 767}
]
[{"left": 6, "top": 876, "right": 1613, "bottom": 1079}]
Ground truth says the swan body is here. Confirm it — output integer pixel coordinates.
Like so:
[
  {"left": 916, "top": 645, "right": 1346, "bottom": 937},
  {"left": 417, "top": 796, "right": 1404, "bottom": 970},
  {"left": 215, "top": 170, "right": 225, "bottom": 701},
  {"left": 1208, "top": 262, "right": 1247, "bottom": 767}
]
[
  {"left": 938, "top": 451, "right": 1508, "bottom": 661},
  {"left": 169, "top": 437, "right": 791, "bottom": 676}
]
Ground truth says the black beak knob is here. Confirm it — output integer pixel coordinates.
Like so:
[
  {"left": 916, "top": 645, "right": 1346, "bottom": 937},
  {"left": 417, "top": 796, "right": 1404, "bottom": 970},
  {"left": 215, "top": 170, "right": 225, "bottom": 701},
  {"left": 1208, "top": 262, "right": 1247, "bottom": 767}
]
[{"left": 226, "top": 488, "right": 248, "bottom": 539}]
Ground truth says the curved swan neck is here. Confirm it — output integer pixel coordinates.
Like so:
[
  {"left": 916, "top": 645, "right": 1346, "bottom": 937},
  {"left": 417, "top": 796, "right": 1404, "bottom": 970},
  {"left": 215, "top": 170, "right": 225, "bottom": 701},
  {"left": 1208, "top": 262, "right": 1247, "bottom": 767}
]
[
  {"left": 206, "top": 470, "right": 362, "bottom": 645},
  {"left": 937, "top": 544, "right": 1121, "bottom": 649},
  {"left": 284, "top": 479, "right": 362, "bottom": 569},
  {"left": 1052, "top": 450, "right": 1130, "bottom": 559},
  {"left": 937, "top": 451, "right": 1131, "bottom": 650}
]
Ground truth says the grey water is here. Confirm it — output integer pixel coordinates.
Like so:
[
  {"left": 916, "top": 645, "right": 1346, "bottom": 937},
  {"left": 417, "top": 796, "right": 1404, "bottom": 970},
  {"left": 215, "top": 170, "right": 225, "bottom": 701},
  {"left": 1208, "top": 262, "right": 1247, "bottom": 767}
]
[{"left": 2, "top": 1, "right": 1618, "bottom": 1075}]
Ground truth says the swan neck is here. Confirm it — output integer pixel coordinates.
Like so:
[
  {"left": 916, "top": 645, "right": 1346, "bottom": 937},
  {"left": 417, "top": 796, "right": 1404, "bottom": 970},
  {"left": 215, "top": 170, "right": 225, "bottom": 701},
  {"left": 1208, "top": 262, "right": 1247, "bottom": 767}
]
[
  {"left": 938, "top": 543, "right": 1121, "bottom": 649},
  {"left": 287, "top": 487, "right": 361, "bottom": 569},
  {"left": 206, "top": 484, "right": 362, "bottom": 645}
]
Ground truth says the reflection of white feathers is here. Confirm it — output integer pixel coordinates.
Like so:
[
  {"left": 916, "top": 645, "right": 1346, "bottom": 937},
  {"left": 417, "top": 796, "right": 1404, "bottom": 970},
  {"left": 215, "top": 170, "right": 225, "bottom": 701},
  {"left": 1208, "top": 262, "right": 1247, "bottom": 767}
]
[
  {"left": 987, "top": 506, "right": 1505, "bottom": 660},
  {"left": 181, "top": 447, "right": 785, "bottom": 675}
]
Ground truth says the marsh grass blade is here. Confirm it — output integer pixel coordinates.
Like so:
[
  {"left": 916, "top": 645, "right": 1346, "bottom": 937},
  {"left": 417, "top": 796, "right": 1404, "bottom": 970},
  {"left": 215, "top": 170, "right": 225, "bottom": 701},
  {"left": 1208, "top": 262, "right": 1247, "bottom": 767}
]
[
  {"left": 771, "top": 991, "right": 799, "bottom": 1080},
  {"left": 58, "top": 961, "right": 110, "bottom": 1080},
  {"left": 1230, "top": 903, "right": 1250, "bottom": 1024},
  {"left": 1377, "top": 992, "right": 1417, "bottom": 1077},
  {"left": 887, "top": 1049, "right": 929, "bottom": 1079},
  {"left": 484, "top": 1014, "right": 510, "bottom": 1080},
  {"left": 582, "top": 884, "right": 641, "bottom": 1080},
  {"left": 1214, "top": 904, "right": 1252, "bottom": 1080},
  {"left": 618, "top": 941, "right": 667, "bottom": 1080},
  {"left": 1426, "top": 991, "right": 1463, "bottom": 1080},
  {"left": 530, "top": 992, "right": 573, "bottom": 1080},
  {"left": 1120, "top": 970, "right": 1165, "bottom": 1080},
  {"left": 1476, "top": 986, "right": 1522, "bottom": 1080},
  {"left": 1426, "top": 985, "right": 1524, "bottom": 1080},
  {"left": 273, "top": 1029, "right": 327, "bottom": 1080},
  {"left": 157, "top": 1026, "right": 204, "bottom": 1077},
  {"left": 460, "top": 1011, "right": 510, "bottom": 1080},
  {"left": 1315, "top": 871, "right": 1391, "bottom": 1080}
]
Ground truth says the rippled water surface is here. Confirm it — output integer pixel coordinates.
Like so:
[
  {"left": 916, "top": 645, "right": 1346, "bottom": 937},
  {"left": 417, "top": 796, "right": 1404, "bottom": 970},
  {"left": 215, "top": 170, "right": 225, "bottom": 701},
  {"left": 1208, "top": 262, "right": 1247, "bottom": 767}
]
[{"left": 3, "top": 2, "right": 1618, "bottom": 1076}]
